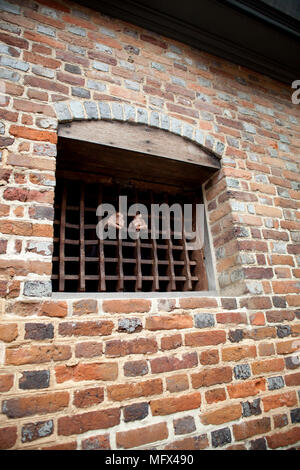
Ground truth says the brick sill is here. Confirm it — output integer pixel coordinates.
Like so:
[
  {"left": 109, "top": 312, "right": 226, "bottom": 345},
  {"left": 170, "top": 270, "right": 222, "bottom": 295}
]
[{"left": 51, "top": 291, "right": 219, "bottom": 300}]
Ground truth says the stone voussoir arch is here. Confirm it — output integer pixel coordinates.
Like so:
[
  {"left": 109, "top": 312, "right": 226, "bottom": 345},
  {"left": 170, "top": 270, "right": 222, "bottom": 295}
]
[{"left": 53, "top": 100, "right": 225, "bottom": 161}]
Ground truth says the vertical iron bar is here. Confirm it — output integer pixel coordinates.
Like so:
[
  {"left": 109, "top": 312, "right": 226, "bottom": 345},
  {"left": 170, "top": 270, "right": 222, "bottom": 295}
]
[
  {"left": 150, "top": 190, "right": 159, "bottom": 291},
  {"left": 59, "top": 184, "right": 67, "bottom": 292},
  {"left": 98, "top": 185, "right": 106, "bottom": 291},
  {"left": 79, "top": 182, "right": 85, "bottom": 292}
]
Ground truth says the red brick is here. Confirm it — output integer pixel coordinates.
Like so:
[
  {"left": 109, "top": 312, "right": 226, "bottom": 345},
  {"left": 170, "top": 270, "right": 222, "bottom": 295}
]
[
  {"left": 161, "top": 334, "right": 182, "bottom": 351},
  {"left": 55, "top": 362, "right": 118, "bottom": 383},
  {"left": 201, "top": 404, "right": 242, "bottom": 425},
  {"left": 222, "top": 345, "right": 257, "bottom": 362},
  {"left": 185, "top": 330, "right": 226, "bottom": 347},
  {"left": 0, "top": 374, "right": 14, "bottom": 392},
  {"left": 150, "top": 352, "right": 198, "bottom": 374},
  {"left": 0, "top": 31, "right": 28, "bottom": 49},
  {"left": 73, "top": 299, "right": 97, "bottom": 315},
  {"left": 116, "top": 423, "right": 168, "bottom": 449},
  {"left": 2, "top": 392, "right": 69, "bottom": 418},
  {"left": 273, "top": 413, "right": 288, "bottom": 429},
  {"left": 73, "top": 387, "right": 104, "bottom": 409},
  {"left": 165, "top": 434, "right": 209, "bottom": 450},
  {"left": 205, "top": 388, "right": 227, "bottom": 404},
  {"left": 166, "top": 374, "right": 189, "bottom": 393},
  {"left": 102, "top": 299, "right": 151, "bottom": 313},
  {"left": 0, "top": 426, "right": 17, "bottom": 449},
  {"left": 192, "top": 367, "right": 232, "bottom": 388},
  {"left": 81, "top": 434, "right": 110, "bottom": 450},
  {"left": 245, "top": 326, "right": 276, "bottom": 341},
  {"left": 41, "top": 441, "right": 77, "bottom": 450},
  {"left": 266, "top": 310, "right": 295, "bottom": 322},
  {"left": 39, "top": 301, "right": 67, "bottom": 318},
  {"left": 216, "top": 312, "right": 247, "bottom": 324},
  {"left": 58, "top": 321, "right": 113, "bottom": 337},
  {"left": 6, "top": 345, "right": 71, "bottom": 365},
  {"left": 233, "top": 417, "right": 271, "bottom": 441},
  {"left": 276, "top": 340, "right": 300, "bottom": 355},
  {"left": 179, "top": 297, "right": 218, "bottom": 309},
  {"left": 75, "top": 342, "right": 103, "bottom": 358},
  {"left": 251, "top": 358, "right": 284, "bottom": 375},
  {"left": 105, "top": 338, "right": 157, "bottom": 357},
  {"left": 9, "top": 125, "right": 57, "bottom": 143},
  {"left": 150, "top": 392, "right": 201, "bottom": 416},
  {"left": 285, "top": 372, "right": 300, "bottom": 386},
  {"left": 58, "top": 408, "right": 120, "bottom": 436},
  {"left": 107, "top": 379, "right": 162, "bottom": 401},
  {"left": 0, "top": 323, "right": 18, "bottom": 342},
  {"left": 267, "top": 427, "right": 300, "bottom": 449},
  {"left": 227, "top": 378, "right": 266, "bottom": 398},
  {"left": 146, "top": 314, "right": 192, "bottom": 330},
  {"left": 258, "top": 342, "right": 275, "bottom": 356},
  {"left": 200, "top": 349, "right": 219, "bottom": 365}
]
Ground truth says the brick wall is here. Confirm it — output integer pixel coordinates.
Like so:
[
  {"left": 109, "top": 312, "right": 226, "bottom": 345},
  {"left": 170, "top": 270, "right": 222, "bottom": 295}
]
[{"left": 0, "top": 0, "right": 299, "bottom": 450}]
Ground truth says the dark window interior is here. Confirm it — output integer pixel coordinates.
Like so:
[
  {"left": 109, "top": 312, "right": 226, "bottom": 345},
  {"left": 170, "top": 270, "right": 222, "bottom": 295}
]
[{"left": 52, "top": 136, "right": 215, "bottom": 293}]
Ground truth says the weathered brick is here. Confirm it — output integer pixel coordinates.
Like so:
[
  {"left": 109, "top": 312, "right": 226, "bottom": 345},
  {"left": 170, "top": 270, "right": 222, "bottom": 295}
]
[
  {"left": 227, "top": 378, "right": 266, "bottom": 398},
  {"left": 192, "top": 366, "right": 232, "bottom": 388},
  {"left": 267, "top": 427, "right": 300, "bottom": 449},
  {"left": 211, "top": 427, "right": 232, "bottom": 448},
  {"left": 55, "top": 362, "right": 118, "bottom": 383},
  {"left": 58, "top": 408, "right": 120, "bottom": 436},
  {"left": 0, "top": 426, "right": 17, "bottom": 449},
  {"left": 233, "top": 417, "right": 271, "bottom": 441},
  {"left": 73, "top": 386, "right": 104, "bottom": 408},
  {"left": 124, "top": 360, "right": 148, "bottom": 377},
  {"left": 102, "top": 299, "right": 151, "bottom": 313},
  {"left": 116, "top": 422, "right": 168, "bottom": 449},
  {"left": 0, "top": 374, "right": 14, "bottom": 392},
  {"left": 6, "top": 345, "right": 71, "bottom": 365},
  {"left": 19, "top": 370, "right": 50, "bottom": 390},
  {"left": 21, "top": 420, "right": 53, "bottom": 443},
  {"left": 262, "top": 391, "right": 297, "bottom": 412},
  {"left": 150, "top": 352, "right": 198, "bottom": 374},
  {"left": 58, "top": 321, "right": 113, "bottom": 337},
  {"left": 108, "top": 379, "right": 162, "bottom": 402},
  {"left": 201, "top": 404, "right": 242, "bottom": 425},
  {"left": 123, "top": 402, "right": 148, "bottom": 422},
  {"left": 173, "top": 416, "right": 196, "bottom": 435},
  {"left": 105, "top": 338, "right": 157, "bottom": 357},
  {"left": 185, "top": 330, "right": 226, "bottom": 347},
  {"left": 150, "top": 392, "right": 201, "bottom": 416},
  {"left": 165, "top": 434, "right": 209, "bottom": 450},
  {"left": 2, "top": 392, "right": 69, "bottom": 418},
  {"left": 146, "top": 314, "right": 192, "bottom": 330}
]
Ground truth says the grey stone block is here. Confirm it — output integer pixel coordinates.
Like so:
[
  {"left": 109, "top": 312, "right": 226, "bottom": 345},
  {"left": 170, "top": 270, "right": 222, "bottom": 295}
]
[
  {"left": 32, "top": 65, "right": 55, "bottom": 79},
  {"left": 211, "top": 427, "right": 231, "bottom": 448},
  {"left": 71, "top": 87, "right": 90, "bottom": 99},
  {"left": 87, "top": 79, "right": 106, "bottom": 92},
  {"left": 99, "top": 102, "right": 111, "bottom": 120},
  {"left": 37, "top": 24, "right": 56, "bottom": 37},
  {"left": 67, "top": 25, "right": 86, "bottom": 36},
  {"left": 93, "top": 61, "right": 109, "bottom": 72},
  {"left": 54, "top": 102, "right": 71, "bottom": 122},
  {"left": 111, "top": 102, "right": 124, "bottom": 121},
  {"left": 234, "top": 364, "right": 251, "bottom": 380},
  {"left": 0, "top": 56, "right": 29, "bottom": 71},
  {"left": 124, "top": 104, "right": 136, "bottom": 121},
  {"left": 23, "top": 281, "right": 52, "bottom": 297},
  {"left": 137, "top": 108, "right": 148, "bottom": 124},
  {"left": 84, "top": 101, "right": 99, "bottom": 120},
  {"left": 194, "top": 313, "right": 215, "bottom": 329},
  {"left": 268, "top": 376, "right": 284, "bottom": 390},
  {"left": 69, "top": 101, "right": 85, "bottom": 120}
]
